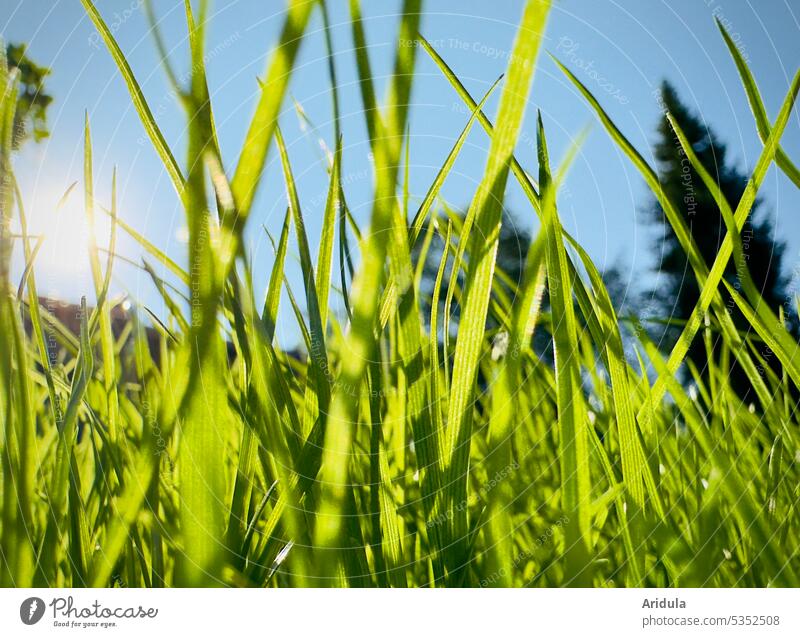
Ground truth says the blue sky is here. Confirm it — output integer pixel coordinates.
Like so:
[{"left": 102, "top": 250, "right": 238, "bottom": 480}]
[{"left": 4, "top": 1, "right": 800, "bottom": 346}]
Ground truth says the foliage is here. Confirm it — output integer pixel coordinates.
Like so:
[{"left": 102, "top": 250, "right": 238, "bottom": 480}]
[{"left": 5, "top": 43, "right": 52, "bottom": 148}]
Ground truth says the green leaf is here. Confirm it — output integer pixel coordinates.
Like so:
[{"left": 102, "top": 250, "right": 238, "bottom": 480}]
[
  {"left": 79, "top": 0, "right": 184, "bottom": 194},
  {"left": 440, "top": 0, "right": 550, "bottom": 581},
  {"left": 231, "top": 0, "right": 316, "bottom": 218},
  {"left": 717, "top": 18, "right": 800, "bottom": 187}
]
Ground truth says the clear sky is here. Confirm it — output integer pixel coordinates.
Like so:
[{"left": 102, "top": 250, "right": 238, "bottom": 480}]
[{"left": 4, "top": 1, "right": 800, "bottom": 347}]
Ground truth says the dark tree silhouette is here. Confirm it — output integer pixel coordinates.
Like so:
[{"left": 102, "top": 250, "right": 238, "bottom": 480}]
[{"left": 644, "top": 80, "right": 791, "bottom": 396}]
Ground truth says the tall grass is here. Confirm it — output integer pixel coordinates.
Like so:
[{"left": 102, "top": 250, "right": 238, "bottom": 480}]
[{"left": 1, "top": 0, "right": 798, "bottom": 587}]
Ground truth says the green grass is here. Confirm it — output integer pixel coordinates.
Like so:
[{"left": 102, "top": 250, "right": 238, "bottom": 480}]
[{"left": 1, "top": 0, "right": 799, "bottom": 587}]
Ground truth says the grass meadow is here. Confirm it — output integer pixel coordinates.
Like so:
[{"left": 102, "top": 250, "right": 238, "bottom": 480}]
[{"left": 1, "top": 0, "right": 799, "bottom": 587}]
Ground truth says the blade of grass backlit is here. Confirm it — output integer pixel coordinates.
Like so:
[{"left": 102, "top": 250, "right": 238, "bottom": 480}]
[
  {"left": 0, "top": 68, "right": 37, "bottom": 586},
  {"left": 104, "top": 209, "right": 189, "bottom": 286},
  {"left": 641, "top": 336, "right": 798, "bottom": 586},
  {"left": 418, "top": 36, "right": 543, "bottom": 213},
  {"left": 440, "top": 0, "right": 550, "bottom": 581},
  {"left": 275, "top": 128, "right": 331, "bottom": 438},
  {"left": 537, "top": 115, "right": 593, "bottom": 586},
  {"left": 84, "top": 117, "right": 120, "bottom": 444},
  {"left": 261, "top": 210, "right": 291, "bottom": 340},
  {"left": 79, "top": 0, "right": 184, "bottom": 194},
  {"left": 367, "top": 355, "right": 407, "bottom": 587},
  {"left": 384, "top": 0, "right": 422, "bottom": 162},
  {"left": 231, "top": 0, "right": 316, "bottom": 218},
  {"left": 408, "top": 77, "right": 502, "bottom": 244},
  {"left": 425, "top": 220, "right": 452, "bottom": 581},
  {"left": 313, "top": 1, "right": 423, "bottom": 582},
  {"left": 38, "top": 298, "right": 93, "bottom": 585},
  {"left": 563, "top": 226, "right": 651, "bottom": 583},
  {"left": 484, "top": 225, "right": 546, "bottom": 586},
  {"left": 173, "top": 17, "right": 230, "bottom": 586},
  {"left": 13, "top": 175, "right": 61, "bottom": 430},
  {"left": 717, "top": 19, "right": 800, "bottom": 188},
  {"left": 349, "top": 0, "right": 379, "bottom": 146}
]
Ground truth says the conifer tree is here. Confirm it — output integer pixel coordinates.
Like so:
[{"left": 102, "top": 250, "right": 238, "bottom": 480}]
[{"left": 645, "top": 81, "right": 791, "bottom": 396}]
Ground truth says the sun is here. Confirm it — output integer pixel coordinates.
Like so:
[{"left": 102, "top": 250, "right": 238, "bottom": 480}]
[{"left": 25, "top": 182, "right": 112, "bottom": 298}]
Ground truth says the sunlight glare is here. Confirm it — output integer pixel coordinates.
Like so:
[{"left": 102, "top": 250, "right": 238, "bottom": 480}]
[{"left": 30, "top": 183, "right": 112, "bottom": 296}]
